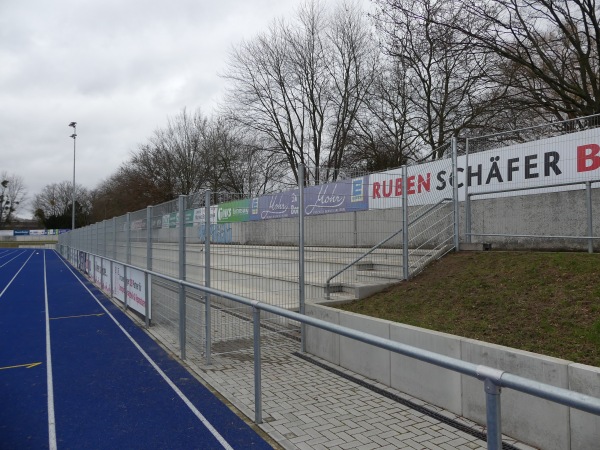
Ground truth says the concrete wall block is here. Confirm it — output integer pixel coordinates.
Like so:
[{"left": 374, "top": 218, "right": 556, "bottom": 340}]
[
  {"left": 305, "top": 304, "right": 340, "bottom": 365},
  {"left": 339, "top": 311, "right": 391, "bottom": 385},
  {"left": 461, "top": 338, "right": 571, "bottom": 450},
  {"left": 389, "top": 324, "right": 463, "bottom": 414},
  {"left": 568, "top": 363, "right": 600, "bottom": 450}
]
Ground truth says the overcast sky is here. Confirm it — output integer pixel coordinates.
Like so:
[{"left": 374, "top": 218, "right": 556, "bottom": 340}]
[{"left": 1, "top": 0, "right": 349, "bottom": 218}]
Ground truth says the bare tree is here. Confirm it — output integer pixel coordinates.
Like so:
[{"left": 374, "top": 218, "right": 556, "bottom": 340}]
[
  {"left": 444, "top": 0, "right": 600, "bottom": 120},
  {"left": 347, "top": 58, "right": 421, "bottom": 172},
  {"left": 223, "top": 0, "right": 377, "bottom": 184},
  {"left": 0, "top": 172, "right": 26, "bottom": 227},
  {"left": 33, "top": 181, "right": 91, "bottom": 228},
  {"left": 323, "top": 0, "right": 378, "bottom": 179},
  {"left": 372, "top": 0, "right": 508, "bottom": 158}
]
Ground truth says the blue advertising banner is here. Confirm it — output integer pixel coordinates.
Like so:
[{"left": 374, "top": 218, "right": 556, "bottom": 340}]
[
  {"left": 13, "top": 230, "right": 30, "bottom": 236},
  {"left": 249, "top": 176, "right": 369, "bottom": 221}
]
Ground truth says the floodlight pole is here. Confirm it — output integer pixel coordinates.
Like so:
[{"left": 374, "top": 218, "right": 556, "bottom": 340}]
[{"left": 69, "top": 122, "right": 77, "bottom": 230}]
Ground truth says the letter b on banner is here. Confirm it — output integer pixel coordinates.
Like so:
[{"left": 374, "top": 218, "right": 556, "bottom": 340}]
[{"left": 577, "top": 144, "right": 600, "bottom": 172}]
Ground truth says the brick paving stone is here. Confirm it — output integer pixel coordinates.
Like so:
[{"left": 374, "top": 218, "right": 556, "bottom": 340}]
[{"left": 135, "top": 309, "right": 538, "bottom": 450}]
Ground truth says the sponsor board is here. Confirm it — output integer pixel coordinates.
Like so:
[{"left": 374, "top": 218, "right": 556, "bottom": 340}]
[
  {"left": 112, "top": 262, "right": 148, "bottom": 317},
  {"left": 370, "top": 128, "right": 600, "bottom": 208}
]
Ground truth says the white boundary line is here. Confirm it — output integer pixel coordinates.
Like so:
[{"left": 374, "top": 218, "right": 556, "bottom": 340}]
[
  {"left": 54, "top": 252, "right": 234, "bottom": 450},
  {"left": 0, "top": 250, "right": 34, "bottom": 298},
  {"left": 0, "top": 249, "right": 27, "bottom": 269},
  {"left": 44, "top": 251, "right": 57, "bottom": 450}
]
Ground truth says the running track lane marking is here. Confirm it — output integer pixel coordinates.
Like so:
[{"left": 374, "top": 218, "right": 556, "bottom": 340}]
[
  {"left": 0, "top": 362, "right": 43, "bottom": 370},
  {"left": 0, "top": 250, "right": 35, "bottom": 298},
  {"left": 57, "top": 252, "right": 235, "bottom": 450},
  {"left": 44, "top": 251, "right": 58, "bottom": 450},
  {"left": 0, "top": 250, "right": 26, "bottom": 268},
  {"left": 50, "top": 313, "right": 105, "bottom": 320}
]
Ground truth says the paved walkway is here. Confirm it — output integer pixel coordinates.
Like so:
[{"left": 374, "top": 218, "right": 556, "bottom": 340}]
[{"left": 138, "top": 315, "right": 538, "bottom": 450}]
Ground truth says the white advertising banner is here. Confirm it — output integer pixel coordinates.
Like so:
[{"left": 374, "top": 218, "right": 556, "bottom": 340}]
[
  {"left": 93, "top": 256, "right": 102, "bottom": 285},
  {"left": 100, "top": 259, "right": 111, "bottom": 294},
  {"left": 111, "top": 262, "right": 149, "bottom": 318},
  {"left": 113, "top": 262, "right": 126, "bottom": 303},
  {"left": 369, "top": 128, "right": 600, "bottom": 208},
  {"left": 193, "top": 205, "right": 218, "bottom": 224},
  {"left": 125, "top": 267, "right": 149, "bottom": 317}
]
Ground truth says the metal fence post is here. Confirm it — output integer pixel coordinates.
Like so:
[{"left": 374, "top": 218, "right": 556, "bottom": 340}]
[
  {"left": 253, "top": 303, "right": 263, "bottom": 424},
  {"left": 144, "top": 271, "right": 149, "bottom": 328},
  {"left": 402, "top": 165, "right": 409, "bottom": 281},
  {"left": 123, "top": 265, "right": 128, "bottom": 311},
  {"left": 465, "top": 138, "right": 471, "bottom": 244},
  {"left": 178, "top": 195, "right": 187, "bottom": 360},
  {"left": 586, "top": 181, "right": 593, "bottom": 253},
  {"left": 147, "top": 206, "right": 153, "bottom": 270},
  {"left": 298, "top": 164, "right": 306, "bottom": 352},
  {"left": 452, "top": 136, "right": 460, "bottom": 251},
  {"left": 477, "top": 366, "right": 503, "bottom": 450},
  {"left": 146, "top": 206, "right": 153, "bottom": 328},
  {"left": 103, "top": 220, "right": 107, "bottom": 257},
  {"left": 204, "top": 190, "right": 212, "bottom": 365},
  {"left": 126, "top": 212, "right": 131, "bottom": 265},
  {"left": 485, "top": 379, "right": 503, "bottom": 450},
  {"left": 112, "top": 217, "right": 117, "bottom": 260},
  {"left": 110, "top": 260, "right": 114, "bottom": 299}
]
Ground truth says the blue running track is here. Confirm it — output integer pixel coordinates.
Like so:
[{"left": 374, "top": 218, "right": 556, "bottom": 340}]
[{"left": 0, "top": 249, "right": 272, "bottom": 450}]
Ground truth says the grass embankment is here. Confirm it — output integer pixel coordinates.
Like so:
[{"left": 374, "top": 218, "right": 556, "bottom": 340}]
[{"left": 335, "top": 251, "right": 600, "bottom": 367}]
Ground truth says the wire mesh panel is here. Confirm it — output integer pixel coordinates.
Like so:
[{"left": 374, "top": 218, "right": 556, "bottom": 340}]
[
  {"left": 114, "top": 214, "right": 128, "bottom": 263},
  {"left": 55, "top": 114, "right": 600, "bottom": 371},
  {"left": 406, "top": 141, "right": 456, "bottom": 277},
  {"left": 128, "top": 209, "right": 147, "bottom": 268},
  {"left": 146, "top": 198, "right": 182, "bottom": 353},
  {"left": 465, "top": 116, "right": 600, "bottom": 250}
]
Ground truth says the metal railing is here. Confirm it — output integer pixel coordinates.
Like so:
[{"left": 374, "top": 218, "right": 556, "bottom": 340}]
[
  {"left": 59, "top": 247, "right": 600, "bottom": 450},
  {"left": 466, "top": 179, "right": 599, "bottom": 253},
  {"left": 325, "top": 197, "right": 452, "bottom": 299}
]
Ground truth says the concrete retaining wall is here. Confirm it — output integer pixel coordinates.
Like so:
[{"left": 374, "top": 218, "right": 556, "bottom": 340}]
[{"left": 305, "top": 304, "right": 600, "bottom": 450}]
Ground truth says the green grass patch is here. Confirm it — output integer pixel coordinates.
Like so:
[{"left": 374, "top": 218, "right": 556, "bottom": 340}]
[{"left": 335, "top": 251, "right": 600, "bottom": 367}]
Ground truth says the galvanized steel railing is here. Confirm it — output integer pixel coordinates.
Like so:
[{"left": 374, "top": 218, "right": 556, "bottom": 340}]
[{"left": 59, "top": 247, "right": 600, "bottom": 450}]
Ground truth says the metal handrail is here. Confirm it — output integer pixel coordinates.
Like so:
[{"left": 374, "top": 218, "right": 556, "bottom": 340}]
[
  {"left": 325, "top": 198, "right": 452, "bottom": 299},
  {"left": 61, "top": 247, "right": 600, "bottom": 450}
]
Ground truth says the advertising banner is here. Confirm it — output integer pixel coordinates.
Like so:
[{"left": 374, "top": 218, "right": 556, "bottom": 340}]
[
  {"left": 194, "top": 205, "right": 218, "bottom": 224},
  {"left": 369, "top": 128, "right": 600, "bottom": 209},
  {"left": 100, "top": 259, "right": 111, "bottom": 294},
  {"left": 113, "top": 262, "right": 126, "bottom": 303},
  {"left": 111, "top": 262, "right": 148, "bottom": 317},
  {"left": 93, "top": 256, "right": 102, "bottom": 285},
  {"left": 13, "top": 230, "right": 30, "bottom": 236},
  {"left": 303, "top": 177, "right": 369, "bottom": 216},
  {"left": 77, "top": 251, "right": 89, "bottom": 274},
  {"left": 217, "top": 199, "right": 250, "bottom": 223},
  {"left": 185, "top": 209, "right": 194, "bottom": 227},
  {"left": 125, "top": 267, "right": 148, "bottom": 317},
  {"left": 247, "top": 177, "right": 369, "bottom": 221}
]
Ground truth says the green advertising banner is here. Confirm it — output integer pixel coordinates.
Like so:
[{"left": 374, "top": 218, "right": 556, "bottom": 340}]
[
  {"left": 168, "top": 212, "right": 178, "bottom": 228},
  {"left": 217, "top": 199, "right": 250, "bottom": 223},
  {"left": 185, "top": 209, "right": 194, "bottom": 227}
]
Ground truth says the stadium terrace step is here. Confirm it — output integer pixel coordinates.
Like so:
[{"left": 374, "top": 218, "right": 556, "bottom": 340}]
[{"left": 128, "top": 243, "right": 446, "bottom": 308}]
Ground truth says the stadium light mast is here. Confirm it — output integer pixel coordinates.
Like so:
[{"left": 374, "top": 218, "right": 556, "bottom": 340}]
[{"left": 69, "top": 122, "right": 77, "bottom": 230}]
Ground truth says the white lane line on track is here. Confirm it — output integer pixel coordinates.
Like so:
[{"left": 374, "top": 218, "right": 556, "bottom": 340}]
[
  {"left": 0, "top": 250, "right": 34, "bottom": 298},
  {"left": 44, "top": 251, "right": 57, "bottom": 450},
  {"left": 0, "top": 249, "right": 27, "bottom": 269},
  {"left": 55, "top": 251, "right": 235, "bottom": 450}
]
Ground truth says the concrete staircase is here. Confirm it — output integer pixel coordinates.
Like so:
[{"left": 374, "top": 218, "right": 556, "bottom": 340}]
[{"left": 134, "top": 243, "right": 450, "bottom": 310}]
